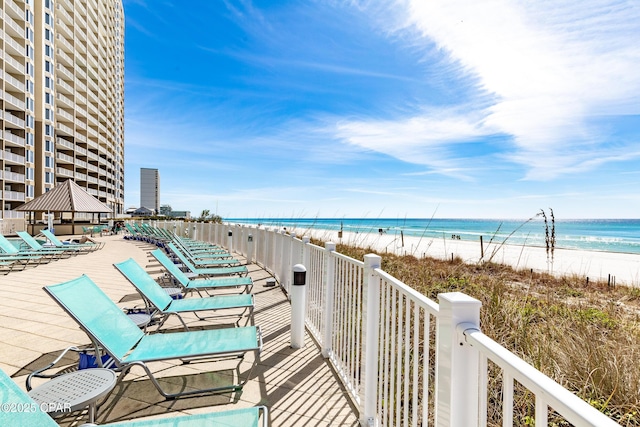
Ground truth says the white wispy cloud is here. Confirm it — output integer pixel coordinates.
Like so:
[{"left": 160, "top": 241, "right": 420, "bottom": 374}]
[{"left": 333, "top": 0, "right": 640, "bottom": 179}]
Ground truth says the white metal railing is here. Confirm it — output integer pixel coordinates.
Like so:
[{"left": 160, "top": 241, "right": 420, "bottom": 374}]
[{"left": 147, "top": 221, "right": 621, "bottom": 427}]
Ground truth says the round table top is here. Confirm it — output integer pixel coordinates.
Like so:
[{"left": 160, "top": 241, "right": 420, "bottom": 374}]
[
  {"left": 28, "top": 368, "right": 117, "bottom": 414},
  {"left": 126, "top": 312, "right": 152, "bottom": 327}
]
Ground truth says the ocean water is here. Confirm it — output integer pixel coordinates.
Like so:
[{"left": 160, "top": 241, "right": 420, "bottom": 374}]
[{"left": 227, "top": 218, "right": 640, "bottom": 255}]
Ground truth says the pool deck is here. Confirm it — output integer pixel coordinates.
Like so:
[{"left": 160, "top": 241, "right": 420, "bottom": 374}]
[{"left": 0, "top": 234, "right": 360, "bottom": 426}]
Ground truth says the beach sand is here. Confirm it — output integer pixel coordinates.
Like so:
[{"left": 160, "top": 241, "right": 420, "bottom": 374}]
[{"left": 281, "top": 226, "right": 640, "bottom": 287}]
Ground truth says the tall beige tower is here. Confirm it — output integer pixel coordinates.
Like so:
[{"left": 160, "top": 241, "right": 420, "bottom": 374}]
[{"left": 0, "top": 0, "right": 124, "bottom": 223}]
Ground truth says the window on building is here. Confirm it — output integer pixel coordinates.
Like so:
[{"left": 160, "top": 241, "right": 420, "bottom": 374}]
[
  {"left": 45, "top": 140, "right": 54, "bottom": 152},
  {"left": 45, "top": 156, "right": 54, "bottom": 168},
  {"left": 45, "top": 124, "right": 53, "bottom": 136},
  {"left": 45, "top": 172, "right": 54, "bottom": 184}
]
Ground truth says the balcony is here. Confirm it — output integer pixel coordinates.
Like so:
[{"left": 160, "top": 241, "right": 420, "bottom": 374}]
[
  {"left": 3, "top": 70, "right": 25, "bottom": 92},
  {"left": 56, "top": 48, "right": 73, "bottom": 67},
  {"left": 56, "top": 78, "right": 74, "bottom": 95},
  {"left": 3, "top": 111, "right": 25, "bottom": 129},
  {"left": 56, "top": 3, "right": 74, "bottom": 26},
  {"left": 57, "top": 63, "right": 75, "bottom": 82},
  {"left": 4, "top": 0, "right": 24, "bottom": 21},
  {"left": 56, "top": 137, "right": 74, "bottom": 150},
  {"left": 56, "top": 167, "right": 74, "bottom": 178},
  {"left": 3, "top": 132, "right": 25, "bottom": 147},
  {"left": 3, "top": 52, "right": 25, "bottom": 75},
  {"left": 56, "top": 18, "right": 73, "bottom": 40},
  {"left": 3, "top": 32, "right": 24, "bottom": 57},
  {"left": 2, "top": 170, "right": 25, "bottom": 183},
  {"left": 3, "top": 190, "right": 25, "bottom": 202},
  {"left": 56, "top": 33, "right": 74, "bottom": 53},
  {"left": 56, "top": 93, "right": 75, "bottom": 109},
  {"left": 3, "top": 12, "right": 23, "bottom": 38},
  {"left": 57, "top": 122, "right": 74, "bottom": 137},
  {"left": 2, "top": 151, "right": 23, "bottom": 164},
  {"left": 1, "top": 90, "right": 25, "bottom": 110},
  {"left": 55, "top": 152, "right": 74, "bottom": 164}
]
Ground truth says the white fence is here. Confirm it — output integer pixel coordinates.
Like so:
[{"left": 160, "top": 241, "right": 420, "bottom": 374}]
[{"left": 147, "top": 220, "right": 620, "bottom": 427}]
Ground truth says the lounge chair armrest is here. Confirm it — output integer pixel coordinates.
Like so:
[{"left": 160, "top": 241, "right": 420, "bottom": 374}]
[{"left": 26, "top": 346, "right": 81, "bottom": 390}]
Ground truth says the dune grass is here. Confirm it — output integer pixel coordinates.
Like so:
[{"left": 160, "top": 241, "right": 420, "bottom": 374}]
[{"left": 330, "top": 240, "right": 640, "bottom": 426}]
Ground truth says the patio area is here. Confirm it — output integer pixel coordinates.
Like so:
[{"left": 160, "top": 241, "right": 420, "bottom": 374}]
[{"left": 0, "top": 234, "right": 359, "bottom": 426}]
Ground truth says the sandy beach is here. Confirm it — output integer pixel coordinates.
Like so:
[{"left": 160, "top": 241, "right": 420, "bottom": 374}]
[{"left": 279, "top": 226, "right": 640, "bottom": 287}]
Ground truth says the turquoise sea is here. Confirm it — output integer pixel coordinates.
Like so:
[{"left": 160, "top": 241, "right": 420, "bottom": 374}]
[{"left": 227, "top": 218, "right": 640, "bottom": 255}]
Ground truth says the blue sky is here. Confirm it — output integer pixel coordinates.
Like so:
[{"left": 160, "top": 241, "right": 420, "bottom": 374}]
[{"left": 123, "top": 0, "right": 640, "bottom": 219}]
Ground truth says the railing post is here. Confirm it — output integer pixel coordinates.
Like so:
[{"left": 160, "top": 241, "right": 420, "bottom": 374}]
[
  {"left": 435, "top": 292, "right": 482, "bottom": 427},
  {"left": 281, "top": 232, "right": 293, "bottom": 292},
  {"left": 302, "top": 236, "right": 310, "bottom": 268},
  {"left": 290, "top": 264, "right": 307, "bottom": 349},
  {"left": 361, "top": 253, "right": 381, "bottom": 427},
  {"left": 247, "top": 234, "right": 254, "bottom": 265},
  {"left": 192, "top": 224, "right": 197, "bottom": 241},
  {"left": 227, "top": 230, "right": 233, "bottom": 253},
  {"left": 322, "top": 242, "right": 336, "bottom": 358}
]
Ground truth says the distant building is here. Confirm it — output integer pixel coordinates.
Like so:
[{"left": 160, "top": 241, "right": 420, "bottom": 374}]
[
  {"left": 140, "top": 168, "right": 160, "bottom": 213},
  {"left": 133, "top": 206, "right": 154, "bottom": 216},
  {"left": 169, "top": 210, "right": 191, "bottom": 219},
  {"left": 159, "top": 204, "right": 190, "bottom": 219}
]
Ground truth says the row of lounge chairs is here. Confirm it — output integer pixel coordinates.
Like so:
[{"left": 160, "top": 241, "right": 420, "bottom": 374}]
[
  {"left": 4, "top": 226, "right": 268, "bottom": 426},
  {"left": 0, "top": 230, "right": 102, "bottom": 274}
]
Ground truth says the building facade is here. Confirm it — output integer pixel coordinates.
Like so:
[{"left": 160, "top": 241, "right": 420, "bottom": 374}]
[
  {"left": 1, "top": 0, "right": 124, "bottom": 222},
  {"left": 140, "top": 167, "right": 159, "bottom": 213}
]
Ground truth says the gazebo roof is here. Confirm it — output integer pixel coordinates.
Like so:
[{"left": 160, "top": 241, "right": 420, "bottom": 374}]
[{"left": 14, "top": 180, "right": 111, "bottom": 213}]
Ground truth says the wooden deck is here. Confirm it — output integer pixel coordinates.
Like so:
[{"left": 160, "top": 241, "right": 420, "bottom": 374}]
[{"left": 0, "top": 234, "right": 359, "bottom": 426}]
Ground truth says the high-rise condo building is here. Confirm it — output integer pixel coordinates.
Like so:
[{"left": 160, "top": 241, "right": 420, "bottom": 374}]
[
  {"left": 1, "top": 0, "right": 124, "bottom": 224},
  {"left": 140, "top": 167, "right": 159, "bottom": 213}
]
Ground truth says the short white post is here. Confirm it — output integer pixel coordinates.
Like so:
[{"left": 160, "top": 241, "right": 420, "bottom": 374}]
[
  {"left": 192, "top": 225, "right": 197, "bottom": 241},
  {"left": 290, "top": 264, "right": 307, "bottom": 349},
  {"left": 361, "top": 254, "right": 381, "bottom": 427},
  {"left": 227, "top": 230, "right": 233, "bottom": 253},
  {"left": 322, "top": 242, "right": 336, "bottom": 358},
  {"left": 435, "top": 292, "right": 482, "bottom": 427},
  {"left": 247, "top": 234, "right": 254, "bottom": 265}
]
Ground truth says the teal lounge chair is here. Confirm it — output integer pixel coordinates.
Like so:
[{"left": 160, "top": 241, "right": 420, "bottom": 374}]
[
  {"left": 168, "top": 242, "right": 240, "bottom": 267},
  {"left": 0, "top": 234, "right": 47, "bottom": 267},
  {"left": 167, "top": 243, "right": 248, "bottom": 275},
  {"left": 38, "top": 229, "right": 103, "bottom": 252},
  {"left": 151, "top": 249, "right": 253, "bottom": 295},
  {"left": 170, "top": 237, "right": 233, "bottom": 259},
  {"left": 44, "top": 275, "right": 262, "bottom": 399},
  {"left": 0, "top": 368, "right": 268, "bottom": 427},
  {"left": 114, "top": 258, "right": 254, "bottom": 330},
  {"left": 16, "top": 231, "right": 79, "bottom": 258}
]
